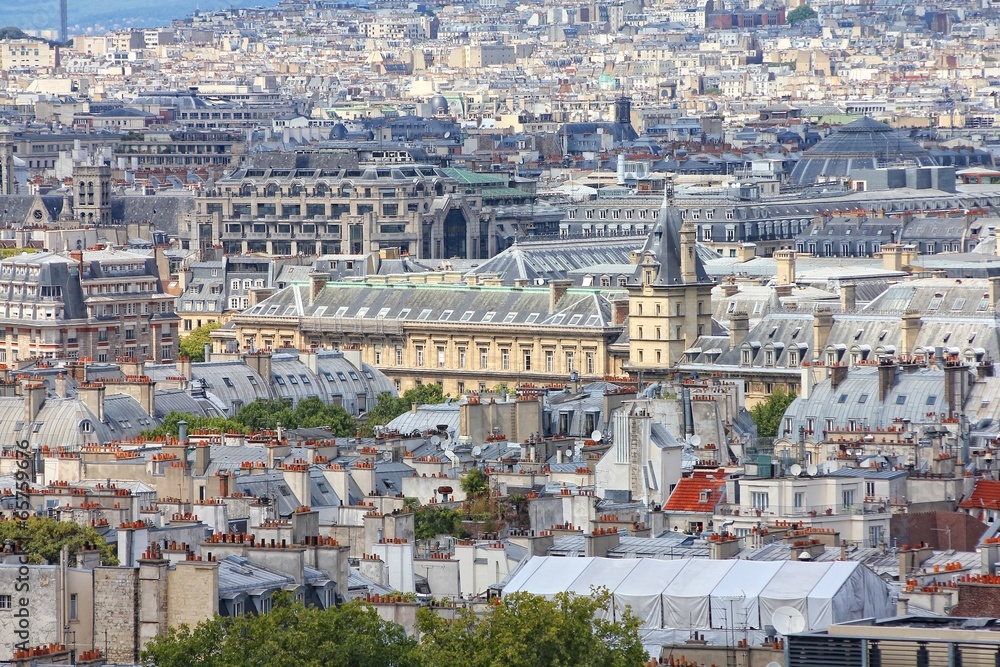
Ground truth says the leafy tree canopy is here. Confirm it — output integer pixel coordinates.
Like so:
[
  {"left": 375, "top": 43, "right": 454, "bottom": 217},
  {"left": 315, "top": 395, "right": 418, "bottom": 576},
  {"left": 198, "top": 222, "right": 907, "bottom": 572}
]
[
  {"left": 417, "top": 589, "right": 646, "bottom": 667},
  {"left": 787, "top": 4, "right": 817, "bottom": 25},
  {"left": 412, "top": 505, "right": 469, "bottom": 541},
  {"left": 142, "top": 590, "right": 645, "bottom": 667},
  {"left": 141, "top": 593, "right": 418, "bottom": 667},
  {"left": 361, "top": 385, "right": 446, "bottom": 436},
  {"left": 141, "top": 398, "right": 357, "bottom": 439},
  {"left": 749, "top": 388, "right": 797, "bottom": 440},
  {"left": 178, "top": 322, "right": 221, "bottom": 362},
  {"left": 0, "top": 516, "right": 118, "bottom": 565},
  {"left": 460, "top": 467, "right": 489, "bottom": 500}
]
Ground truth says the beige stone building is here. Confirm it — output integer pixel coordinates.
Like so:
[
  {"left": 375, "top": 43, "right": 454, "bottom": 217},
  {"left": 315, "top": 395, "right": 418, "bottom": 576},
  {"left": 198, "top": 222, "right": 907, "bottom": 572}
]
[
  {"left": 224, "top": 273, "right": 628, "bottom": 394},
  {"left": 619, "top": 198, "right": 716, "bottom": 376}
]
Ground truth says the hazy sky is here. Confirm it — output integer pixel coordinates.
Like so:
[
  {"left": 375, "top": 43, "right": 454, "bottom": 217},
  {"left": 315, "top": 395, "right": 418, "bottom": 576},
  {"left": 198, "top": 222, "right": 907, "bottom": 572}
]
[{"left": 0, "top": 0, "right": 280, "bottom": 33}]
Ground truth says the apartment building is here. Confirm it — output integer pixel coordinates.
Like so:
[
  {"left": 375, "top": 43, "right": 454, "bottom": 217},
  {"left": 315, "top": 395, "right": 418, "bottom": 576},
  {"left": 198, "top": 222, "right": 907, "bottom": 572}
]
[
  {"left": 224, "top": 275, "right": 626, "bottom": 394},
  {"left": 0, "top": 248, "right": 177, "bottom": 364},
  {"left": 0, "top": 39, "right": 59, "bottom": 72},
  {"left": 197, "top": 163, "right": 498, "bottom": 259}
]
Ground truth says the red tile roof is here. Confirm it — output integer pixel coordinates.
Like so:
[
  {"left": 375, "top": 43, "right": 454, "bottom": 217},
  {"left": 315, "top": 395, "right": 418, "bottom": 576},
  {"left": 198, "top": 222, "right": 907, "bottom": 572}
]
[
  {"left": 958, "top": 479, "right": 1000, "bottom": 510},
  {"left": 664, "top": 468, "right": 727, "bottom": 513}
]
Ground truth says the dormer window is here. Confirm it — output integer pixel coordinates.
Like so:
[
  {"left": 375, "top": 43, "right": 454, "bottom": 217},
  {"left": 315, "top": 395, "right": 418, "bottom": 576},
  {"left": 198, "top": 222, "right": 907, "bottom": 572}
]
[{"left": 699, "top": 489, "right": 710, "bottom": 503}]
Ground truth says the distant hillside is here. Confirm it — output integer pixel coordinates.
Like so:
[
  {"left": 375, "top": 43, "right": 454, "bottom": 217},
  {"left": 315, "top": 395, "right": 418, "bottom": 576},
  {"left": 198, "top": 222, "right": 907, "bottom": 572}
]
[{"left": 0, "top": 1, "right": 281, "bottom": 32}]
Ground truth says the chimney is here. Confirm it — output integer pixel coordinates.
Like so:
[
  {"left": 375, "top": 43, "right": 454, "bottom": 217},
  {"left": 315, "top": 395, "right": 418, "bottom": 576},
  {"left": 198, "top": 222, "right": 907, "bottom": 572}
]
[
  {"left": 583, "top": 529, "right": 620, "bottom": 558},
  {"left": 943, "top": 357, "right": 968, "bottom": 418},
  {"left": 877, "top": 357, "right": 897, "bottom": 403},
  {"left": 800, "top": 364, "right": 814, "bottom": 400},
  {"left": 840, "top": 283, "right": 856, "bottom": 312},
  {"left": 812, "top": 308, "right": 833, "bottom": 358},
  {"left": 729, "top": 311, "right": 749, "bottom": 349},
  {"left": 177, "top": 356, "right": 192, "bottom": 380},
  {"left": 991, "top": 277, "right": 1000, "bottom": 308},
  {"left": 882, "top": 243, "right": 904, "bottom": 272},
  {"left": 178, "top": 419, "right": 188, "bottom": 446},
  {"left": 54, "top": 372, "right": 67, "bottom": 399},
  {"left": 901, "top": 310, "right": 921, "bottom": 356},
  {"left": 611, "top": 298, "right": 629, "bottom": 325},
  {"left": 680, "top": 219, "right": 698, "bottom": 284},
  {"left": 309, "top": 271, "right": 328, "bottom": 305},
  {"left": 830, "top": 363, "right": 848, "bottom": 389},
  {"left": 23, "top": 382, "right": 46, "bottom": 425},
  {"left": 775, "top": 249, "right": 796, "bottom": 286},
  {"left": 549, "top": 279, "right": 572, "bottom": 312},
  {"left": 245, "top": 351, "right": 272, "bottom": 383},
  {"left": 78, "top": 383, "right": 105, "bottom": 421},
  {"left": 721, "top": 283, "right": 739, "bottom": 297},
  {"left": 204, "top": 342, "right": 212, "bottom": 363},
  {"left": 737, "top": 243, "right": 756, "bottom": 263},
  {"left": 194, "top": 443, "right": 211, "bottom": 476}
]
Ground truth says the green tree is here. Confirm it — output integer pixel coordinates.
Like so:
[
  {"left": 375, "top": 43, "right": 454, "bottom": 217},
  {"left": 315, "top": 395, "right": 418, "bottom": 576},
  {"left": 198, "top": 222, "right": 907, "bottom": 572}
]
[
  {"left": 787, "top": 4, "right": 817, "bottom": 25},
  {"left": 749, "top": 388, "right": 797, "bottom": 440},
  {"left": 141, "top": 592, "right": 418, "bottom": 667},
  {"left": 179, "top": 322, "right": 221, "bottom": 362},
  {"left": 361, "top": 385, "right": 447, "bottom": 436},
  {"left": 417, "top": 589, "right": 646, "bottom": 667},
  {"left": 412, "top": 505, "right": 469, "bottom": 541},
  {"left": 460, "top": 468, "right": 489, "bottom": 500},
  {"left": 141, "top": 399, "right": 358, "bottom": 439},
  {"left": 140, "top": 411, "right": 247, "bottom": 439},
  {"left": 0, "top": 516, "right": 118, "bottom": 565}
]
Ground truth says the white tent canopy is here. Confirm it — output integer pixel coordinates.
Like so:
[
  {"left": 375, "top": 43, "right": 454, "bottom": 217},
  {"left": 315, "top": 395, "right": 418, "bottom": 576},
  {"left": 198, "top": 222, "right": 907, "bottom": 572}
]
[
  {"left": 503, "top": 556, "right": 896, "bottom": 641},
  {"left": 613, "top": 558, "right": 689, "bottom": 628},
  {"left": 662, "top": 559, "right": 736, "bottom": 630},
  {"left": 759, "top": 560, "right": 833, "bottom": 629},
  {"left": 709, "top": 559, "right": 785, "bottom": 630}
]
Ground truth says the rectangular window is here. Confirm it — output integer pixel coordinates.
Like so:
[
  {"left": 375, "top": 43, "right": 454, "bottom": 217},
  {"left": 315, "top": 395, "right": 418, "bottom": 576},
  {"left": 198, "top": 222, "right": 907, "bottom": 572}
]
[
  {"left": 545, "top": 350, "right": 553, "bottom": 372},
  {"left": 523, "top": 351, "right": 531, "bottom": 371},
  {"left": 479, "top": 348, "right": 488, "bottom": 370},
  {"left": 458, "top": 347, "right": 466, "bottom": 368},
  {"left": 586, "top": 351, "right": 595, "bottom": 374},
  {"left": 395, "top": 348, "right": 403, "bottom": 365},
  {"left": 416, "top": 346, "right": 424, "bottom": 367},
  {"left": 70, "top": 593, "right": 78, "bottom": 620},
  {"left": 842, "top": 490, "right": 855, "bottom": 509},
  {"left": 437, "top": 346, "right": 445, "bottom": 367},
  {"left": 565, "top": 351, "right": 574, "bottom": 372},
  {"left": 0, "top": 594, "right": 10, "bottom": 610},
  {"left": 751, "top": 492, "right": 769, "bottom": 511},
  {"left": 794, "top": 492, "right": 803, "bottom": 509},
  {"left": 501, "top": 349, "right": 510, "bottom": 370}
]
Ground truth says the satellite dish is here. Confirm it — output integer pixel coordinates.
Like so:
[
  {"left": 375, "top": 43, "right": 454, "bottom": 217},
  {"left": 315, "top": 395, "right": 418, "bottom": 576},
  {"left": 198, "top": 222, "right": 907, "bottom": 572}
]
[
  {"left": 591, "top": 430, "right": 603, "bottom": 442},
  {"left": 860, "top": 458, "right": 872, "bottom": 468},
  {"left": 690, "top": 434, "right": 702, "bottom": 447},
  {"left": 382, "top": 451, "right": 392, "bottom": 462},
  {"left": 789, "top": 463, "right": 802, "bottom": 477},
  {"left": 771, "top": 607, "right": 806, "bottom": 636},
  {"left": 430, "top": 435, "right": 441, "bottom": 447},
  {"left": 472, "top": 445, "right": 482, "bottom": 458},
  {"left": 767, "top": 663, "right": 782, "bottom": 667},
  {"left": 806, "top": 464, "right": 819, "bottom": 477},
  {"left": 565, "top": 448, "right": 574, "bottom": 459}
]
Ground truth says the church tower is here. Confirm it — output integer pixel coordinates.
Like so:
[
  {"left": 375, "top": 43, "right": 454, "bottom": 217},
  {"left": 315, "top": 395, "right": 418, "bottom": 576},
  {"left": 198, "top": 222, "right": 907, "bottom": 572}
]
[
  {"left": 0, "top": 127, "right": 16, "bottom": 196},
  {"left": 73, "top": 158, "right": 112, "bottom": 225},
  {"left": 626, "top": 187, "right": 714, "bottom": 374}
]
